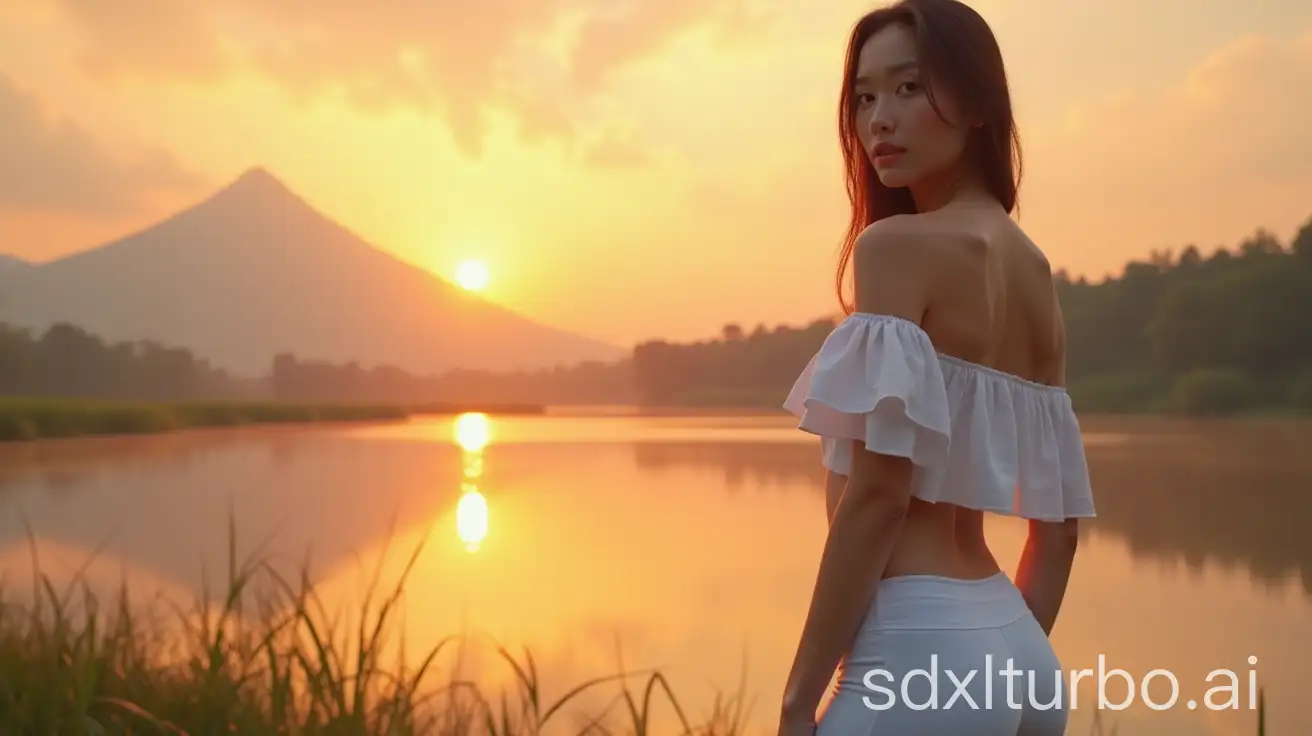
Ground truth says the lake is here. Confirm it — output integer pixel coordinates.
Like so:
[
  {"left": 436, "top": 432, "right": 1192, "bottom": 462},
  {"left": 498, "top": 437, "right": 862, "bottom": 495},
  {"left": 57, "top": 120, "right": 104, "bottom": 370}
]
[{"left": 0, "top": 411, "right": 1308, "bottom": 735}]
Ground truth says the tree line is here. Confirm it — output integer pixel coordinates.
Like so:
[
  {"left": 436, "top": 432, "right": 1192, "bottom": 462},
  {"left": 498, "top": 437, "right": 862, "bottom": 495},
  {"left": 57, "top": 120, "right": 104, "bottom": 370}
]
[
  {"left": 1052, "top": 222, "right": 1312, "bottom": 414},
  {"left": 629, "top": 216, "right": 1312, "bottom": 416},
  {"left": 0, "top": 322, "right": 258, "bottom": 400},
  {"left": 268, "top": 353, "right": 634, "bottom": 406},
  {"left": 0, "top": 321, "right": 635, "bottom": 406}
]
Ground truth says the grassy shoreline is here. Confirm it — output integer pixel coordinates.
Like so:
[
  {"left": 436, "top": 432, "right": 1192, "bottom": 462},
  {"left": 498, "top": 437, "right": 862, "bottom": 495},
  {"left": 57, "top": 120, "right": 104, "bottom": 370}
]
[
  {"left": 0, "top": 527, "right": 750, "bottom": 735},
  {"left": 5, "top": 394, "right": 1310, "bottom": 444},
  {"left": 0, "top": 397, "right": 547, "bottom": 442},
  {"left": 0, "top": 524, "right": 1273, "bottom": 734}
]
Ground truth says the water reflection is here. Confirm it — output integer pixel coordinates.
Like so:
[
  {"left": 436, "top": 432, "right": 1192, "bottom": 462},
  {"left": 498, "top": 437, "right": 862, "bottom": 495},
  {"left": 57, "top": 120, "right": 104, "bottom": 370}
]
[
  {"left": 631, "top": 416, "right": 1312, "bottom": 597},
  {"left": 456, "top": 491, "right": 488, "bottom": 553},
  {"left": 625, "top": 419, "right": 1312, "bottom": 735},
  {"left": 0, "top": 414, "right": 1307, "bottom": 735},
  {"left": 454, "top": 412, "right": 490, "bottom": 552},
  {"left": 455, "top": 412, "right": 491, "bottom": 455},
  {"left": 0, "top": 427, "right": 465, "bottom": 599}
]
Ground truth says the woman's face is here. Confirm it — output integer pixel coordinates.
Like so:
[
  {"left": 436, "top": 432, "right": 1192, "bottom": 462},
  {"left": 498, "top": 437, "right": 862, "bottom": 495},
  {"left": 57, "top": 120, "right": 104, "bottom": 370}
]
[{"left": 852, "top": 23, "right": 972, "bottom": 190}]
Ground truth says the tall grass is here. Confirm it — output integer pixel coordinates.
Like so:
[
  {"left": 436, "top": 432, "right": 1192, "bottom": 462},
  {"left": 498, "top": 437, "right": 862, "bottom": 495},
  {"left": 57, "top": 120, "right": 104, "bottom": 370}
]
[
  {"left": 0, "top": 517, "right": 1274, "bottom": 734},
  {"left": 0, "top": 519, "right": 752, "bottom": 735}
]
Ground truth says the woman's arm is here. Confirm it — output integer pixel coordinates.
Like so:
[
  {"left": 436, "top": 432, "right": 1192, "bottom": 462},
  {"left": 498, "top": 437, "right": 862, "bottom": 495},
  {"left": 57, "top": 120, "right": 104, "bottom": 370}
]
[
  {"left": 782, "top": 450, "right": 912, "bottom": 721},
  {"left": 1013, "top": 291, "right": 1080, "bottom": 635},
  {"left": 780, "top": 222, "right": 935, "bottom": 725},
  {"left": 1014, "top": 518, "right": 1080, "bottom": 635},
  {"left": 824, "top": 469, "right": 845, "bottom": 525}
]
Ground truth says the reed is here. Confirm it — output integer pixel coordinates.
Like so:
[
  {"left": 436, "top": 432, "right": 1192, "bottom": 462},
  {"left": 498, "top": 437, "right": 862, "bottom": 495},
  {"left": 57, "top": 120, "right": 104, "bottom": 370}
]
[
  {"left": 0, "top": 519, "right": 752, "bottom": 735},
  {"left": 0, "top": 517, "right": 1274, "bottom": 734}
]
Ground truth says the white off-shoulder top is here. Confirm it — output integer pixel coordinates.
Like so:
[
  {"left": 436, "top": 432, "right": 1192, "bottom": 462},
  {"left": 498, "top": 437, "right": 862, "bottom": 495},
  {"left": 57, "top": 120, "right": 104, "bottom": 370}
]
[{"left": 783, "top": 312, "right": 1096, "bottom": 522}]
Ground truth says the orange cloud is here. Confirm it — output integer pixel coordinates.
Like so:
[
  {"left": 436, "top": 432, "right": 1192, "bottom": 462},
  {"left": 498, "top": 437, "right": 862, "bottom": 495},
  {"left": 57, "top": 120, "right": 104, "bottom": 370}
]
[
  {"left": 1054, "top": 31, "right": 1310, "bottom": 193},
  {"left": 569, "top": 0, "right": 768, "bottom": 90},
  {"left": 0, "top": 72, "right": 208, "bottom": 217},
  {"left": 1021, "top": 29, "right": 1312, "bottom": 275},
  {"left": 54, "top": 0, "right": 227, "bottom": 82},
  {"left": 44, "top": 0, "right": 762, "bottom": 157}
]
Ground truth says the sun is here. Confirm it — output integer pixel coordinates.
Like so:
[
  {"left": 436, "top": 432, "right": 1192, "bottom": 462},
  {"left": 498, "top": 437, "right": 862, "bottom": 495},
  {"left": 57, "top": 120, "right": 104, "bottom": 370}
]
[{"left": 454, "top": 259, "right": 489, "bottom": 292}]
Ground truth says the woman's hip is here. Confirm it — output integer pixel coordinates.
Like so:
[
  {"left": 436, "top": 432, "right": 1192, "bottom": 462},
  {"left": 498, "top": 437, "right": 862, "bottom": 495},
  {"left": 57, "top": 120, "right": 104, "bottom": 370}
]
[{"left": 817, "top": 573, "right": 1069, "bottom": 734}]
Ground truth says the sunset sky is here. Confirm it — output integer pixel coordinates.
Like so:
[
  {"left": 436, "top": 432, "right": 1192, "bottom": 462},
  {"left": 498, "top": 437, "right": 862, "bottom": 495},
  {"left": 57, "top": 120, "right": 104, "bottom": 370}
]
[{"left": 2, "top": 0, "right": 1310, "bottom": 348}]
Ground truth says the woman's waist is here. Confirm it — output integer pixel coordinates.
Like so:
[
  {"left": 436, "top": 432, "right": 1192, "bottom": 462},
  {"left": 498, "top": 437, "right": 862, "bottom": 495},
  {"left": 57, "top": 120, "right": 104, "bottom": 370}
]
[
  {"left": 863, "top": 570, "right": 1030, "bottom": 632},
  {"left": 879, "top": 503, "right": 1001, "bottom": 580}
]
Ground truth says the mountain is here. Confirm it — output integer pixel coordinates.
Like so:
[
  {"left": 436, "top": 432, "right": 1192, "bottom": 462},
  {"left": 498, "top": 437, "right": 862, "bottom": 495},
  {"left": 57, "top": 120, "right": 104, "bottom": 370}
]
[
  {"left": 0, "top": 168, "right": 625, "bottom": 376},
  {"left": 0, "top": 253, "right": 33, "bottom": 284},
  {"left": 0, "top": 254, "right": 32, "bottom": 271},
  {"left": 0, "top": 254, "right": 34, "bottom": 302}
]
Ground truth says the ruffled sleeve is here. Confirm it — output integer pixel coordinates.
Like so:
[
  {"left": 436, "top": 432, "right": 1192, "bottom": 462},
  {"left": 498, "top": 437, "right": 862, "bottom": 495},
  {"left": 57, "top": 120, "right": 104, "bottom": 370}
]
[{"left": 783, "top": 313, "right": 951, "bottom": 476}]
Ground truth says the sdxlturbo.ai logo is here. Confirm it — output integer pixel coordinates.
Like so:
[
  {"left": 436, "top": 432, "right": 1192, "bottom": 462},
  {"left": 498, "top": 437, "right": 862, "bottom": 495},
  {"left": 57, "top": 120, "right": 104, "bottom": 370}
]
[{"left": 861, "top": 655, "right": 1260, "bottom": 712}]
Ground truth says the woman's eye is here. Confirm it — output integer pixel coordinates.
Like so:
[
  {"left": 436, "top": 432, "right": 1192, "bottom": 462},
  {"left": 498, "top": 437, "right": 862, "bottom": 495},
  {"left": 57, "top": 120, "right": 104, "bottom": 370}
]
[
  {"left": 855, "top": 92, "right": 875, "bottom": 105},
  {"left": 897, "top": 81, "right": 921, "bottom": 95}
]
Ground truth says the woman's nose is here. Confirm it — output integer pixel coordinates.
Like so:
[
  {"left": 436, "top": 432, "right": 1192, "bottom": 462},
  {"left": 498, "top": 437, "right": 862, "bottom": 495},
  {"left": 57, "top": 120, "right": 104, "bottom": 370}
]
[{"left": 866, "top": 100, "right": 896, "bottom": 135}]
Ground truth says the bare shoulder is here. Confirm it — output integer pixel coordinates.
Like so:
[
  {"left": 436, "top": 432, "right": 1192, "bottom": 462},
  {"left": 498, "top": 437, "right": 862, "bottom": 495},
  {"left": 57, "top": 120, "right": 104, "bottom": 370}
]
[{"left": 851, "top": 213, "right": 988, "bottom": 319}]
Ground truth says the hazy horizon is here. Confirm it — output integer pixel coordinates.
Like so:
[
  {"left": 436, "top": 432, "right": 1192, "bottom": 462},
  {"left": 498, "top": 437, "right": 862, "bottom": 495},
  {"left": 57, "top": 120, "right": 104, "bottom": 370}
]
[{"left": 2, "top": 0, "right": 1310, "bottom": 348}]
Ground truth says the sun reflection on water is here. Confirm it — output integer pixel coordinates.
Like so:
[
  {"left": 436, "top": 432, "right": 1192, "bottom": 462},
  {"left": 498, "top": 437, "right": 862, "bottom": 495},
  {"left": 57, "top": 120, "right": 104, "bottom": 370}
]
[
  {"left": 454, "top": 412, "right": 490, "bottom": 453},
  {"left": 453, "top": 413, "right": 490, "bottom": 552}
]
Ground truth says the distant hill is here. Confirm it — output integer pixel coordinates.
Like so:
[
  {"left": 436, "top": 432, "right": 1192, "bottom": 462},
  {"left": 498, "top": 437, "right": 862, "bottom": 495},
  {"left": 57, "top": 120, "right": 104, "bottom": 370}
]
[
  {"left": 0, "top": 254, "right": 32, "bottom": 271},
  {"left": 0, "top": 255, "right": 34, "bottom": 304},
  {"left": 0, "top": 168, "right": 625, "bottom": 376},
  {"left": 0, "top": 253, "right": 33, "bottom": 285}
]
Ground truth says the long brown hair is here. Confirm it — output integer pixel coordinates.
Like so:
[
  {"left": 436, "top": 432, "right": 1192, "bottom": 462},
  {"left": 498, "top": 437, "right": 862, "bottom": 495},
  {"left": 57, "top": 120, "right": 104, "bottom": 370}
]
[{"left": 834, "top": 0, "right": 1022, "bottom": 313}]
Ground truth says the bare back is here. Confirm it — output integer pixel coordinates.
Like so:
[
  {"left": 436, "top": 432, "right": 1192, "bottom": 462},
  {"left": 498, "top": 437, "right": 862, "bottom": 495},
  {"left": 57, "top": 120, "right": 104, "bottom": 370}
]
[
  {"left": 916, "top": 205, "right": 1063, "bottom": 383},
  {"left": 878, "top": 201, "right": 1066, "bottom": 580}
]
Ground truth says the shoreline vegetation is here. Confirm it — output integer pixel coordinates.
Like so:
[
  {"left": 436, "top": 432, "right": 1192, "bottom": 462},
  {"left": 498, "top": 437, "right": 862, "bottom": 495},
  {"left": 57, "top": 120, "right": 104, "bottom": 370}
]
[
  {"left": 0, "top": 397, "right": 544, "bottom": 443},
  {"left": 0, "top": 527, "right": 754, "bottom": 735},
  {"left": 0, "top": 526, "right": 1270, "bottom": 735},
  {"left": 7, "top": 393, "right": 1309, "bottom": 443},
  {"left": 627, "top": 220, "right": 1312, "bottom": 419}
]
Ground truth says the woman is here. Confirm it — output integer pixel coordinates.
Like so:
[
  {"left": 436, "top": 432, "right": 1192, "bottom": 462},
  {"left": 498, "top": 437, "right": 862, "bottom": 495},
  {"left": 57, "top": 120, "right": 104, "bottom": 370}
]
[{"left": 777, "top": 1, "right": 1096, "bottom": 734}]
